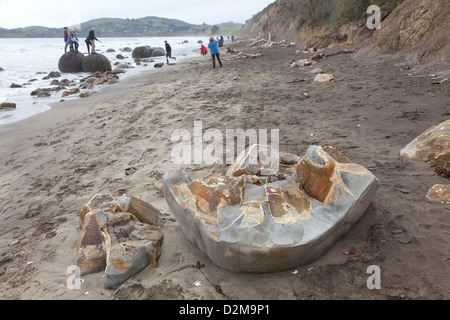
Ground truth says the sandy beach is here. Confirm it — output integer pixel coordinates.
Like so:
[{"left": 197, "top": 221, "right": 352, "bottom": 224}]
[{"left": 0, "top": 40, "right": 449, "bottom": 300}]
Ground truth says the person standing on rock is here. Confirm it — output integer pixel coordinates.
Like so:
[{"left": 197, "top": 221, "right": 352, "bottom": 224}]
[
  {"left": 68, "top": 29, "right": 81, "bottom": 52},
  {"left": 164, "top": 41, "right": 176, "bottom": 65},
  {"left": 64, "top": 27, "right": 69, "bottom": 53},
  {"left": 208, "top": 37, "right": 222, "bottom": 68},
  {"left": 86, "top": 28, "right": 101, "bottom": 54}
]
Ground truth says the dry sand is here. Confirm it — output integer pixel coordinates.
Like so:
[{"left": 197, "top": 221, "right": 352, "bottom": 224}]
[{"left": 0, "top": 40, "right": 449, "bottom": 300}]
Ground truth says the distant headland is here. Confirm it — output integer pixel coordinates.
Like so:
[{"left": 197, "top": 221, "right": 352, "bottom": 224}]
[{"left": 0, "top": 16, "right": 243, "bottom": 38}]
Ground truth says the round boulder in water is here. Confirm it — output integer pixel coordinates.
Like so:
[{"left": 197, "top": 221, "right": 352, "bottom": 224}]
[
  {"left": 58, "top": 51, "right": 85, "bottom": 73},
  {"left": 82, "top": 54, "right": 112, "bottom": 73},
  {"left": 151, "top": 47, "right": 166, "bottom": 57},
  {"left": 132, "top": 46, "right": 154, "bottom": 58}
]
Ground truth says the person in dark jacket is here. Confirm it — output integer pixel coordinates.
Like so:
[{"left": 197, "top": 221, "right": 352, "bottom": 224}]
[
  {"left": 64, "top": 27, "right": 69, "bottom": 53},
  {"left": 164, "top": 41, "right": 176, "bottom": 64},
  {"left": 86, "top": 27, "right": 101, "bottom": 54}
]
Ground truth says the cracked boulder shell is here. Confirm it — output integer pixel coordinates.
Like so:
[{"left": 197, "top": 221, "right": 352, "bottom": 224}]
[{"left": 163, "top": 145, "right": 379, "bottom": 273}]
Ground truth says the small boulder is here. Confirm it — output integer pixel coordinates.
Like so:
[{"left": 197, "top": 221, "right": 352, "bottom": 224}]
[
  {"left": 37, "top": 92, "right": 51, "bottom": 98},
  {"left": 310, "top": 68, "right": 323, "bottom": 74},
  {"left": 0, "top": 67, "right": 4, "bottom": 71},
  {"left": 120, "top": 47, "right": 132, "bottom": 52},
  {"left": 198, "top": 40, "right": 203, "bottom": 44},
  {"left": 116, "top": 54, "right": 126, "bottom": 60},
  {"left": 82, "top": 54, "right": 112, "bottom": 73},
  {"left": 106, "top": 48, "right": 116, "bottom": 53},
  {"left": 0, "top": 102, "right": 16, "bottom": 109},
  {"left": 426, "top": 184, "right": 450, "bottom": 205},
  {"left": 314, "top": 74, "right": 334, "bottom": 82},
  {"left": 58, "top": 51, "right": 85, "bottom": 73},
  {"left": 31, "top": 88, "right": 52, "bottom": 96},
  {"left": 154, "top": 63, "right": 164, "bottom": 68},
  {"left": 400, "top": 120, "right": 450, "bottom": 167},
  {"left": 47, "top": 71, "right": 61, "bottom": 78},
  {"left": 10, "top": 83, "right": 23, "bottom": 88},
  {"left": 111, "top": 68, "right": 125, "bottom": 74}
]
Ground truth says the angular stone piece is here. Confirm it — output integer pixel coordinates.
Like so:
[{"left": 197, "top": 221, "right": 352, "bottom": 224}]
[
  {"left": 76, "top": 211, "right": 107, "bottom": 275},
  {"left": 79, "top": 193, "right": 123, "bottom": 227},
  {"left": 426, "top": 184, "right": 450, "bottom": 205},
  {"left": 75, "top": 195, "right": 163, "bottom": 288},
  {"left": 103, "top": 211, "right": 163, "bottom": 288},
  {"left": 400, "top": 120, "right": 450, "bottom": 168},
  {"left": 117, "top": 195, "right": 160, "bottom": 226},
  {"left": 163, "top": 145, "right": 379, "bottom": 273}
]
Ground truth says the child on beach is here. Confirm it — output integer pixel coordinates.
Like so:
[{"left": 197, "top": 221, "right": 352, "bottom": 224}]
[
  {"left": 208, "top": 37, "right": 222, "bottom": 68},
  {"left": 200, "top": 44, "right": 208, "bottom": 56}
]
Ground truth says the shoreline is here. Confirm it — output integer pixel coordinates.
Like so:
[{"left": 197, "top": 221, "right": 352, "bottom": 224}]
[
  {"left": 0, "top": 40, "right": 449, "bottom": 300},
  {"left": 0, "top": 52, "right": 204, "bottom": 158}
]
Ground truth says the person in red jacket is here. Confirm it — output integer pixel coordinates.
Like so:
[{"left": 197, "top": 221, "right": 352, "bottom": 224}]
[{"left": 200, "top": 44, "right": 208, "bottom": 55}]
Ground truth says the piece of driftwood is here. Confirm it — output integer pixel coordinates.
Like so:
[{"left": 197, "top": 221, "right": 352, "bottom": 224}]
[{"left": 287, "top": 78, "right": 307, "bottom": 84}]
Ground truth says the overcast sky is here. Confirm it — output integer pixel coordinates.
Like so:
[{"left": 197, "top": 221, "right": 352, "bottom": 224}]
[{"left": 0, "top": 0, "right": 274, "bottom": 29}]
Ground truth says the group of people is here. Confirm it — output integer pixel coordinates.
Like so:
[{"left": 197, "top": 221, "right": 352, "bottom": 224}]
[
  {"left": 167, "top": 37, "right": 223, "bottom": 69},
  {"left": 64, "top": 27, "right": 101, "bottom": 55},
  {"left": 64, "top": 27, "right": 224, "bottom": 69},
  {"left": 199, "top": 37, "right": 223, "bottom": 68}
]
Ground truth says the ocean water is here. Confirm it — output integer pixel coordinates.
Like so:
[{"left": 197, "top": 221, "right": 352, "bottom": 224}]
[{"left": 0, "top": 36, "right": 204, "bottom": 126}]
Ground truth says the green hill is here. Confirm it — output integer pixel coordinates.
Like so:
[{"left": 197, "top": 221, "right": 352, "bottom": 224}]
[{"left": 0, "top": 17, "right": 243, "bottom": 38}]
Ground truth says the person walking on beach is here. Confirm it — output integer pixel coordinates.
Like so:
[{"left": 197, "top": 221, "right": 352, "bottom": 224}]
[
  {"left": 86, "top": 27, "right": 101, "bottom": 54},
  {"left": 63, "top": 27, "right": 69, "bottom": 53},
  {"left": 164, "top": 41, "right": 176, "bottom": 64},
  {"left": 208, "top": 37, "right": 222, "bottom": 68}
]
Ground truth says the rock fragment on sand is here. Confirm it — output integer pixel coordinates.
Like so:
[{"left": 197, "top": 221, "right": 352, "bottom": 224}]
[
  {"left": 154, "top": 63, "right": 164, "bottom": 68},
  {"left": 163, "top": 144, "right": 379, "bottom": 273},
  {"left": 310, "top": 68, "right": 323, "bottom": 74},
  {"left": 10, "top": 83, "right": 23, "bottom": 88},
  {"left": 314, "top": 74, "right": 334, "bottom": 82},
  {"left": 426, "top": 184, "right": 450, "bottom": 205},
  {"left": 400, "top": 120, "right": 450, "bottom": 168},
  {"left": 76, "top": 193, "right": 163, "bottom": 288}
]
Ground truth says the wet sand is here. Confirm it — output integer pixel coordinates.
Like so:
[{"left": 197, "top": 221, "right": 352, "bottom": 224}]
[{"left": 0, "top": 40, "right": 449, "bottom": 300}]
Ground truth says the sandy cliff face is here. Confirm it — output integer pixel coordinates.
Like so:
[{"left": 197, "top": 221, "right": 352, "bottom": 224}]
[{"left": 242, "top": 0, "right": 449, "bottom": 74}]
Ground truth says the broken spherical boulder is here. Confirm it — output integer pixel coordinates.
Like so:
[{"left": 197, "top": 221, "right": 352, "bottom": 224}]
[
  {"left": 75, "top": 193, "right": 163, "bottom": 288},
  {"left": 400, "top": 120, "right": 450, "bottom": 168},
  {"left": 163, "top": 145, "right": 379, "bottom": 273}
]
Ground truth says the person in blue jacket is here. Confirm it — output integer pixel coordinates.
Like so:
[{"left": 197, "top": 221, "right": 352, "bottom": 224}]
[
  {"left": 67, "top": 29, "right": 82, "bottom": 52},
  {"left": 208, "top": 37, "right": 222, "bottom": 68}
]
